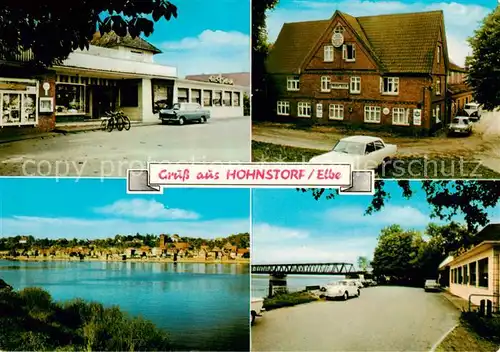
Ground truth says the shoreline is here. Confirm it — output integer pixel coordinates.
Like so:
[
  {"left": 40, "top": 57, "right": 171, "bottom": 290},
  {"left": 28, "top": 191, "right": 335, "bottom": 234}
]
[{"left": 0, "top": 256, "right": 250, "bottom": 265}]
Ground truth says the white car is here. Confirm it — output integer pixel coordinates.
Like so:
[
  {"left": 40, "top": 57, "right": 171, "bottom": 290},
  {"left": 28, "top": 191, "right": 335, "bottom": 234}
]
[
  {"left": 448, "top": 116, "right": 472, "bottom": 136},
  {"left": 323, "top": 280, "right": 360, "bottom": 300},
  {"left": 309, "top": 136, "right": 397, "bottom": 170},
  {"left": 463, "top": 102, "right": 482, "bottom": 121},
  {"left": 251, "top": 297, "right": 265, "bottom": 324},
  {"left": 344, "top": 278, "right": 364, "bottom": 289}
]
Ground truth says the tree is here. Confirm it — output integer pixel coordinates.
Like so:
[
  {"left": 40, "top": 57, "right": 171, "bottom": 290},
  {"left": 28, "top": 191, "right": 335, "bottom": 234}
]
[
  {"left": 252, "top": 0, "right": 279, "bottom": 120},
  {"left": 0, "top": 1, "right": 178, "bottom": 67},
  {"left": 466, "top": 6, "right": 500, "bottom": 110},
  {"left": 300, "top": 180, "right": 500, "bottom": 231},
  {"left": 357, "top": 256, "right": 369, "bottom": 271}
]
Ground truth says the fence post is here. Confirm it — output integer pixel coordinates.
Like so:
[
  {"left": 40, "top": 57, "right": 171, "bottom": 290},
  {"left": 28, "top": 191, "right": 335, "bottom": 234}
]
[
  {"left": 487, "top": 300, "right": 493, "bottom": 318},
  {"left": 479, "top": 299, "right": 486, "bottom": 316}
]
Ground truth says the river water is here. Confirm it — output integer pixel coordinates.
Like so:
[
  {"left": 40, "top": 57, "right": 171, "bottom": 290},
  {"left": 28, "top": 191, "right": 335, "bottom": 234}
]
[{"left": 0, "top": 260, "right": 250, "bottom": 351}]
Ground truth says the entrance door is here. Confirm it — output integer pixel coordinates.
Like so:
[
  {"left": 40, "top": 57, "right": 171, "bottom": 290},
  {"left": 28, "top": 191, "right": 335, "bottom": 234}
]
[{"left": 91, "top": 86, "right": 117, "bottom": 119}]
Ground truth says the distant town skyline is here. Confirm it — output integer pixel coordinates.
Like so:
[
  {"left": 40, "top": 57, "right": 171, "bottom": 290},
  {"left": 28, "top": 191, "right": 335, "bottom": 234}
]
[
  {"left": 0, "top": 179, "right": 250, "bottom": 239},
  {"left": 266, "top": 0, "right": 494, "bottom": 67},
  {"left": 252, "top": 182, "right": 500, "bottom": 265}
]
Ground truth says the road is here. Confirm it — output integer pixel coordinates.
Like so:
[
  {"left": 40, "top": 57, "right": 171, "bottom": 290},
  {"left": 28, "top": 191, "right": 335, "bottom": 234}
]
[
  {"left": 253, "top": 111, "right": 500, "bottom": 173},
  {"left": 251, "top": 286, "right": 459, "bottom": 351},
  {"left": 0, "top": 117, "right": 250, "bottom": 177}
]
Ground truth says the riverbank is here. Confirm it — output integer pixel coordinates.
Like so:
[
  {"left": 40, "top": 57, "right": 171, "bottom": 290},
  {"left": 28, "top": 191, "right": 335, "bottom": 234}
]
[{"left": 0, "top": 256, "right": 250, "bottom": 265}]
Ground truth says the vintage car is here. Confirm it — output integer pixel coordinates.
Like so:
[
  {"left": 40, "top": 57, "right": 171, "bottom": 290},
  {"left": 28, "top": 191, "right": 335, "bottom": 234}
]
[
  {"left": 309, "top": 136, "right": 397, "bottom": 170},
  {"left": 448, "top": 116, "right": 472, "bottom": 136},
  {"left": 424, "top": 279, "right": 441, "bottom": 292},
  {"left": 323, "top": 280, "right": 360, "bottom": 300},
  {"left": 251, "top": 297, "right": 265, "bottom": 325},
  {"left": 159, "top": 102, "right": 211, "bottom": 125},
  {"left": 343, "top": 278, "right": 364, "bottom": 289},
  {"left": 463, "top": 102, "right": 482, "bottom": 121}
]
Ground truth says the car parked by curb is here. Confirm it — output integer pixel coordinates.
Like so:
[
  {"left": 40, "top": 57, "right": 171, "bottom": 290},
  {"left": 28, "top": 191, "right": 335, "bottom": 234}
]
[
  {"left": 159, "top": 102, "right": 211, "bottom": 125},
  {"left": 322, "top": 280, "right": 361, "bottom": 300}
]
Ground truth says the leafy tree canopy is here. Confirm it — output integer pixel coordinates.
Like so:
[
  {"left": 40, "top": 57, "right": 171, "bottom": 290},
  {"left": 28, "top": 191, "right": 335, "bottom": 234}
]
[
  {"left": 0, "top": 1, "right": 178, "bottom": 67},
  {"left": 299, "top": 180, "right": 500, "bottom": 231},
  {"left": 467, "top": 6, "right": 500, "bottom": 110}
]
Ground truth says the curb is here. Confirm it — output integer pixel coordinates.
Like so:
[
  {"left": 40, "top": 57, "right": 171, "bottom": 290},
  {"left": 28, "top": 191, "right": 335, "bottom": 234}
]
[
  {"left": 429, "top": 324, "right": 458, "bottom": 352},
  {"left": 0, "top": 122, "right": 159, "bottom": 144}
]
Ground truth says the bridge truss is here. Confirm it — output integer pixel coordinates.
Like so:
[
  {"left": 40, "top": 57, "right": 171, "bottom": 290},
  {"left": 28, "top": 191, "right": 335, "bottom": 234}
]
[{"left": 251, "top": 262, "right": 360, "bottom": 275}]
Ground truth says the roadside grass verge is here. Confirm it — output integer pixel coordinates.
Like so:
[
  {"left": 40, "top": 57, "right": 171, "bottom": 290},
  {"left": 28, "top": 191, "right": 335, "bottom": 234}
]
[
  {"left": 263, "top": 291, "right": 318, "bottom": 311},
  {"left": 436, "top": 312, "right": 500, "bottom": 352},
  {"left": 252, "top": 141, "right": 500, "bottom": 179}
]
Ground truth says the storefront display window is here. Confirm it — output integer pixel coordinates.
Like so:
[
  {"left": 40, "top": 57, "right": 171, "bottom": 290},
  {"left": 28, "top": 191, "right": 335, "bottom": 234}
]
[
  {"left": 55, "top": 84, "right": 85, "bottom": 114},
  {"left": 1, "top": 92, "right": 37, "bottom": 125}
]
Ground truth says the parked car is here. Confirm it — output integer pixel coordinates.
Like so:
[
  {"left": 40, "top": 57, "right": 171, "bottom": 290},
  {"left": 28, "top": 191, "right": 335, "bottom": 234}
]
[
  {"left": 344, "top": 278, "right": 364, "bottom": 289},
  {"left": 424, "top": 279, "right": 441, "bottom": 292},
  {"left": 323, "top": 280, "right": 360, "bottom": 300},
  {"left": 309, "top": 136, "right": 397, "bottom": 170},
  {"left": 251, "top": 297, "right": 265, "bottom": 325},
  {"left": 448, "top": 116, "right": 472, "bottom": 136},
  {"left": 463, "top": 102, "right": 482, "bottom": 121},
  {"left": 159, "top": 102, "right": 211, "bottom": 125}
]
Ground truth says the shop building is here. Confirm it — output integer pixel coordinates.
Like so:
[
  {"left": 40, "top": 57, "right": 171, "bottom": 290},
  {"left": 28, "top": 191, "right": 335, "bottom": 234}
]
[
  {"left": 439, "top": 224, "right": 500, "bottom": 308},
  {"left": 265, "top": 10, "right": 450, "bottom": 135},
  {"left": 0, "top": 32, "right": 245, "bottom": 136}
]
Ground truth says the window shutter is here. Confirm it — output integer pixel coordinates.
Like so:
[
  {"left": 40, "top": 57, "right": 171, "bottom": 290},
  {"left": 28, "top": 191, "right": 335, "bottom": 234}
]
[
  {"left": 342, "top": 45, "right": 346, "bottom": 59},
  {"left": 379, "top": 77, "right": 383, "bottom": 93}
]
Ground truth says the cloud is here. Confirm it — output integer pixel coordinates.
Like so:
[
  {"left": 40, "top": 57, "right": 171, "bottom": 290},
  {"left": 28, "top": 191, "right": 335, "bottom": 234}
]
[
  {"left": 157, "top": 29, "right": 250, "bottom": 77},
  {"left": 252, "top": 223, "right": 377, "bottom": 265},
  {"left": 266, "top": 0, "right": 491, "bottom": 66},
  {"left": 1, "top": 216, "right": 249, "bottom": 240},
  {"left": 323, "top": 205, "right": 431, "bottom": 227},
  {"left": 93, "top": 199, "right": 199, "bottom": 220}
]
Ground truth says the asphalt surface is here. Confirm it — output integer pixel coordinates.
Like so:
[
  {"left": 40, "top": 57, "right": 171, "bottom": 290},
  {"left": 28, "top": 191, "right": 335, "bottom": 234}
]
[
  {"left": 0, "top": 116, "right": 250, "bottom": 177},
  {"left": 251, "top": 286, "right": 459, "bottom": 351}
]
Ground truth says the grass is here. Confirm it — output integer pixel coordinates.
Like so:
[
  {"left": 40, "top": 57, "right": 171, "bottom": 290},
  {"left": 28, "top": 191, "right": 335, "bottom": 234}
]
[
  {"left": 436, "top": 312, "right": 500, "bottom": 352},
  {"left": 252, "top": 141, "right": 500, "bottom": 179},
  {"left": 263, "top": 291, "right": 318, "bottom": 311}
]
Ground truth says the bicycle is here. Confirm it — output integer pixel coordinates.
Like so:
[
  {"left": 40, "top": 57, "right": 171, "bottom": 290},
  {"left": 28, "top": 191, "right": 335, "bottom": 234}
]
[{"left": 116, "top": 110, "right": 131, "bottom": 131}]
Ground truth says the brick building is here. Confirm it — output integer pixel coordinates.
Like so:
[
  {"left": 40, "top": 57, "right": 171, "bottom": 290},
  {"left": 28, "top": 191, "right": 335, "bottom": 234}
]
[
  {"left": 447, "top": 62, "right": 473, "bottom": 116},
  {"left": 265, "top": 10, "right": 451, "bottom": 135}
]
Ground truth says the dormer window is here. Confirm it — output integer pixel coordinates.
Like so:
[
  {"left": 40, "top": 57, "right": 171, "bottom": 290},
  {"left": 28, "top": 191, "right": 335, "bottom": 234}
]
[
  {"left": 342, "top": 44, "right": 356, "bottom": 62},
  {"left": 334, "top": 25, "right": 345, "bottom": 34}
]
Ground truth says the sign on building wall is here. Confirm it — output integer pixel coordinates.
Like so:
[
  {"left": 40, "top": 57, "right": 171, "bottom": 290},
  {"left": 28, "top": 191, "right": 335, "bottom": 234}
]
[
  {"left": 413, "top": 109, "right": 422, "bottom": 126},
  {"left": 316, "top": 103, "right": 323, "bottom": 118},
  {"left": 0, "top": 78, "right": 38, "bottom": 127},
  {"left": 331, "top": 82, "right": 349, "bottom": 90},
  {"left": 332, "top": 33, "right": 344, "bottom": 48}
]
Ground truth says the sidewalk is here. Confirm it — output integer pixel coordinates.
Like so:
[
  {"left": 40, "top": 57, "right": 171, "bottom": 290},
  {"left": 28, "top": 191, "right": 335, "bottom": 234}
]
[
  {"left": 0, "top": 120, "right": 159, "bottom": 144},
  {"left": 441, "top": 290, "right": 478, "bottom": 311}
]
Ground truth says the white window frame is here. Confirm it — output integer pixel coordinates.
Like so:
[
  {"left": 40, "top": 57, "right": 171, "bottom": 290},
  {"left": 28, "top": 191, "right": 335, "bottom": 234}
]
[
  {"left": 436, "top": 105, "right": 441, "bottom": 123},
  {"left": 297, "top": 102, "right": 311, "bottom": 117},
  {"left": 334, "top": 25, "right": 345, "bottom": 34},
  {"left": 350, "top": 76, "right": 361, "bottom": 94},
  {"left": 329, "top": 104, "right": 344, "bottom": 120},
  {"left": 321, "top": 76, "right": 331, "bottom": 92},
  {"left": 436, "top": 79, "right": 441, "bottom": 95},
  {"left": 437, "top": 46, "right": 441, "bottom": 64},
  {"left": 392, "top": 107, "right": 409, "bottom": 126},
  {"left": 287, "top": 76, "right": 300, "bottom": 91},
  {"left": 342, "top": 44, "right": 356, "bottom": 62},
  {"left": 277, "top": 101, "right": 290, "bottom": 116},
  {"left": 324, "top": 45, "right": 334, "bottom": 62},
  {"left": 316, "top": 103, "right": 323, "bottom": 118},
  {"left": 380, "top": 77, "right": 399, "bottom": 95},
  {"left": 364, "top": 106, "right": 381, "bottom": 123}
]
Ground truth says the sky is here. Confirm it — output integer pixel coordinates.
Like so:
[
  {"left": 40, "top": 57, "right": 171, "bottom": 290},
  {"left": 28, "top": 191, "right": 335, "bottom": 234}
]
[
  {"left": 265, "top": 0, "right": 497, "bottom": 67},
  {"left": 143, "top": 0, "right": 250, "bottom": 77},
  {"left": 0, "top": 178, "right": 250, "bottom": 240},
  {"left": 252, "top": 181, "right": 500, "bottom": 266}
]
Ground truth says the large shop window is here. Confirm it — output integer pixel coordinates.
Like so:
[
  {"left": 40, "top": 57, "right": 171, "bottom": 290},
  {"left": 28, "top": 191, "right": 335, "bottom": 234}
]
[
  {"left": 469, "top": 262, "right": 477, "bottom": 286},
  {"left": 478, "top": 258, "right": 488, "bottom": 288},
  {"left": 1, "top": 92, "right": 37, "bottom": 125},
  {"left": 192, "top": 89, "right": 201, "bottom": 104},
  {"left": 56, "top": 84, "right": 85, "bottom": 114},
  {"left": 214, "top": 91, "right": 222, "bottom": 106},
  {"left": 233, "top": 92, "right": 240, "bottom": 106},
  {"left": 203, "top": 90, "right": 212, "bottom": 106},
  {"left": 121, "top": 83, "right": 139, "bottom": 107},
  {"left": 223, "top": 92, "right": 232, "bottom": 106},
  {"left": 177, "top": 88, "right": 189, "bottom": 103}
]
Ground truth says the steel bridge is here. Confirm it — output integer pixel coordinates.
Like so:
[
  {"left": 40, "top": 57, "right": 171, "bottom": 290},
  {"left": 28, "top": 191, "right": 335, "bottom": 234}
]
[{"left": 251, "top": 262, "right": 361, "bottom": 276}]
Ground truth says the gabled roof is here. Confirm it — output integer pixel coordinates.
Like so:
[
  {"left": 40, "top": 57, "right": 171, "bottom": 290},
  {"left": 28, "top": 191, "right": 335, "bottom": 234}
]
[
  {"left": 267, "top": 10, "right": 446, "bottom": 74},
  {"left": 449, "top": 62, "right": 467, "bottom": 72},
  {"left": 91, "top": 31, "right": 162, "bottom": 54}
]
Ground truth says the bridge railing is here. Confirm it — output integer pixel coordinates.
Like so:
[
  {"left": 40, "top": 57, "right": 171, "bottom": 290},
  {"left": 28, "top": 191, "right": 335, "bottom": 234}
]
[{"left": 251, "top": 262, "right": 359, "bottom": 275}]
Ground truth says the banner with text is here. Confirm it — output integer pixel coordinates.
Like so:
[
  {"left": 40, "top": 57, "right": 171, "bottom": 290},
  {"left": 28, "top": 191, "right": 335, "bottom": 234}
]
[{"left": 126, "top": 163, "right": 374, "bottom": 195}]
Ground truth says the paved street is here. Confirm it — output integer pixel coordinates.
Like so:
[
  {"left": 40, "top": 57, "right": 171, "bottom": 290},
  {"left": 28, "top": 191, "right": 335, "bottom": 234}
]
[
  {"left": 251, "top": 286, "right": 459, "bottom": 351},
  {"left": 253, "top": 111, "right": 500, "bottom": 173},
  {"left": 0, "top": 117, "right": 250, "bottom": 177}
]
